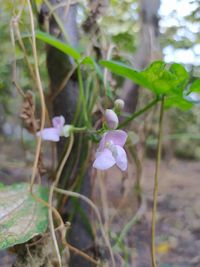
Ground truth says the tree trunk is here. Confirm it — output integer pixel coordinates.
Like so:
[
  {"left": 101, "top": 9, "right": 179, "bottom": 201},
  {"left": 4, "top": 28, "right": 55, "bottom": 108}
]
[
  {"left": 40, "top": 1, "right": 96, "bottom": 266},
  {"left": 122, "top": 0, "right": 161, "bottom": 113}
]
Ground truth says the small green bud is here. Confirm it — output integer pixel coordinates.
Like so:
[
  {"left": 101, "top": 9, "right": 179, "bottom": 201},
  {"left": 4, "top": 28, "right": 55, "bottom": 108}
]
[{"left": 114, "top": 99, "right": 125, "bottom": 111}]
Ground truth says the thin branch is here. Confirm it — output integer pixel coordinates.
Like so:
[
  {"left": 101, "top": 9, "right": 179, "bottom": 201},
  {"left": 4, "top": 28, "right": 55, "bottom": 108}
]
[
  {"left": 119, "top": 97, "right": 160, "bottom": 128},
  {"left": 151, "top": 96, "right": 165, "bottom": 267},
  {"left": 13, "top": 23, "right": 37, "bottom": 85},
  {"left": 98, "top": 172, "right": 109, "bottom": 234},
  {"left": 77, "top": 64, "right": 90, "bottom": 126},
  {"left": 113, "top": 194, "right": 146, "bottom": 248},
  {"left": 10, "top": 16, "right": 25, "bottom": 98},
  {"left": 50, "top": 64, "right": 77, "bottom": 101},
  {"left": 27, "top": 0, "right": 46, "bottom": 192},
  {"left": 54, "top": 186, "right": 116, "bottom": 267},
  {"left": 65, "top": 242, "right": 99, "bottom": 266},
  {"left": 103, "top": 44, "right": 116, "bottom": 89},
  {"left": 43, "top": 0, "right": 69, "bottom": 42},
  {"left": 48, "top": 134, "right": 74, "bottom": 267}
]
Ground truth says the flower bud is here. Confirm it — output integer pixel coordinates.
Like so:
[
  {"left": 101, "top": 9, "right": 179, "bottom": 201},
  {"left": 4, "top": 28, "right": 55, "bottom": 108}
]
[
  {"left": 114, "top": 99, "right": 125, "bottom": 111},
  {"left": 105, "top": 109, "right": 119, "bottom": 129},
  {"left": 61, "top": 125, "right": 73, "bottom": 137}
]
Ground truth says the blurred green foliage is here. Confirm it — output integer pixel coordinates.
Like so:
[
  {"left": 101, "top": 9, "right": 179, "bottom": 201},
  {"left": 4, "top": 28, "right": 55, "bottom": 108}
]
[
  {"left": 0, "top": 1, "right": 48, "bottom": 124},
  {"left": 100, "top": 0, "right": 138, "bottom": 53},
  {"left": 159, "top": 0, "right": 200, "bottom": 158},
  {"left": 0, "top": 2, "right": 14, "bottom": 114},
  {"left": 147, "top": 105, "right": 200, "bottom": 160},
  {"left": 169, "top": 106, "right": 200, "bottom": 159}
]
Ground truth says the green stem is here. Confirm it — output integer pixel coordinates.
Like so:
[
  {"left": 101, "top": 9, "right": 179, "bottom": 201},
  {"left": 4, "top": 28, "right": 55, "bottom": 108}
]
[
  {"left": 77, "top": 65, "right": 90, "bottom": 126},
  {"left": 119, "top": 97, "right": 160, "bottom": 128},
  {"left": 151, "top": 96, "right": 165, "bottom": 267},
  {"left": 73, "top": 126, "right": 87, "bottom": 132}
]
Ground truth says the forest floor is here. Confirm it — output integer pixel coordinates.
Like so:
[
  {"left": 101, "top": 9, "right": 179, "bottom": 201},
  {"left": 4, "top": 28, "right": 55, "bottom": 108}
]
[
  {"left": 132, "top": 159, "right": 200, "bottom": 267},
  {"left": 0, "top": 139, "right": 200, "bottom": 267},
  {"left": 93, "top": 157, "right": 200, "bottom": 267}
]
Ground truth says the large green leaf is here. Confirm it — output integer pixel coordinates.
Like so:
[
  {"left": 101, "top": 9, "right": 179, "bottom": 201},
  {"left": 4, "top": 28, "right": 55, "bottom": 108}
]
[
  {"left": 0, "top": 183, "right": 48, "bottom": 250},
  {"left": 36, "top": 30, "right": 81, "bottom": 61},
  {"left": 100, "top": 59, "right": 150, "bottom": 88},
  {"left": 100, "top": 60, "right": 189, "bottom": 95}
]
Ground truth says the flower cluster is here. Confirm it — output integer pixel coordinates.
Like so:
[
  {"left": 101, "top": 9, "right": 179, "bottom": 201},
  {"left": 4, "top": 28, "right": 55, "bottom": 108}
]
[
  {"left": 37, "top": 101, "right": 128, "bottom": 172},
  {"left": 37, "top": 116, "right": 72, "bottom": 142},
  {"left": 93, "top": 106, "right": 128, "bottom": 171}
]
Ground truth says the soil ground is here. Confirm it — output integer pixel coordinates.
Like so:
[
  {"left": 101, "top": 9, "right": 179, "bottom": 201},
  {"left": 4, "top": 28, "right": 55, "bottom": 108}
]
[
  {"left": 136, "top": 159, "right": 200, "bottom": 267},
  {"left": 94, "top": 158, "right": 200, "bottom": 267}
]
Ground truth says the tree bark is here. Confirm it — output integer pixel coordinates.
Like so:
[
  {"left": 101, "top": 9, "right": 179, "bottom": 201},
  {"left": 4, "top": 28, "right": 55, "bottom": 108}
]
[
  {"left": 40, "top": 1, "right": 96, "bottom": 266},
  {"left": 122, "top": 0, "right": 161, "bottom": 114}
]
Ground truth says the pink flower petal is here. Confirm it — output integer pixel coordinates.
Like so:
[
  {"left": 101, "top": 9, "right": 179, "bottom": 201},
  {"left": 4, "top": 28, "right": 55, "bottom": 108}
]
[
  {"left": 52, "top": 116, "right": 65, "bottom": 130},
  {"left": 37, "top": 128, "right": 60, "bottom": 142},
  {"left": 98, "top": 132, "right": 107, "bottom": 151},
  {"left": 93, "top": 148, "right": 116, "bottom": 170},
  {"left": 115, "top": 145, "right": 128, "bottom": 171},
  {"left": 100, "top": 130, "right": 127, "bottom": 148},
  {"left": 105, "top": 109, "right": 119, "bottom": 129}
]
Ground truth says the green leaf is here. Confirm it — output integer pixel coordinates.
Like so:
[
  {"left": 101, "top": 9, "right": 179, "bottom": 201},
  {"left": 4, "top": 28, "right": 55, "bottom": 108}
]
[
  {"left": 100, "top": 60, "right": 189, "bottom": 95},
  {"left": 188, "top": 79, "right": 200, "bottom": 93},
  {"left": 100, "top": 59, "right": 149, "bottom": 88},
  {"left": 36, "top": 30, "right": 81, "bottom": 61},
  {"left": 0, "top": 183, "right": 48, "bottom": 250},
  {"left": 165, "top": 95, "right": 193, "bottom": 110},
  {"left": 169, "top": 63, "right": 189, "bottom": 89}
]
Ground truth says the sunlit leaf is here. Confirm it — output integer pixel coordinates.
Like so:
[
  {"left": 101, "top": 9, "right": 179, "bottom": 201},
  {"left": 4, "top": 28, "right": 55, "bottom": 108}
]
[
  {"left": 100, "top": 59, "right": 150, "bottom": 88},
  {"left": 36, "top": 30, "right": 81, "bottom": 61},
  {"left": 0, "top": 183, "right": 48, "bottom": 250},
  {"left": 100, "top": 60, "right": 189, "bottom": 95}
]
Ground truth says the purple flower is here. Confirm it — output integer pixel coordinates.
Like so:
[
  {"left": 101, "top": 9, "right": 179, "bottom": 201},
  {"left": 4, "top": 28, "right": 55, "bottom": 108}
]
[
  {"left": 37, "top": 116, "right": 72, "bottom": 142},
  {"left": 105, "top": 109, "right": 119, "bottom": 129},
  {"left": 93, "top": 130, "right": 128, "bottom": 171}
]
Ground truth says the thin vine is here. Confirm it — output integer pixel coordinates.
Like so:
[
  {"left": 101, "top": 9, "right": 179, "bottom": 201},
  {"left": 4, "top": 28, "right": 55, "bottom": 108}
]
[{"left": 151, "top": 96, "right": 165, "bottom": 267}]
